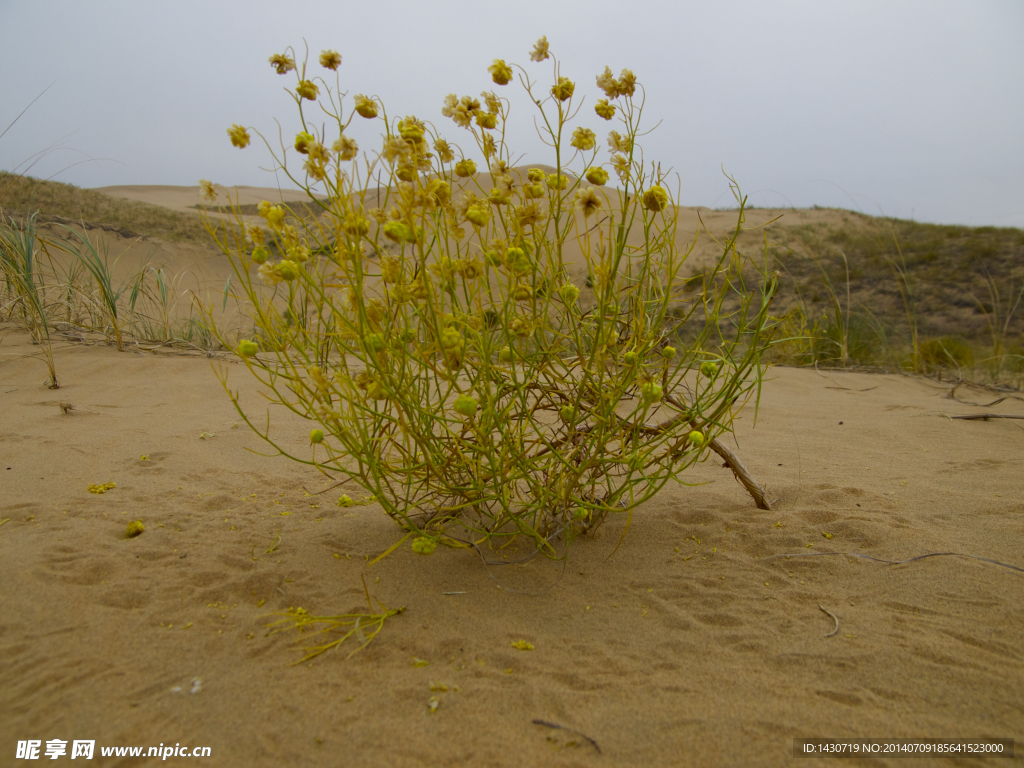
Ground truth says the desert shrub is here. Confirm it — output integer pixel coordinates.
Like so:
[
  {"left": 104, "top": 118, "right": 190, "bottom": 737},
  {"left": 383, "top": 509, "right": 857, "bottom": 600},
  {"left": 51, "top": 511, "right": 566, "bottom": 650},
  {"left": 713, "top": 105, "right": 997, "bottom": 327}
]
[{"left": 203, "top": 39, "right": 778, "bottom": 561}]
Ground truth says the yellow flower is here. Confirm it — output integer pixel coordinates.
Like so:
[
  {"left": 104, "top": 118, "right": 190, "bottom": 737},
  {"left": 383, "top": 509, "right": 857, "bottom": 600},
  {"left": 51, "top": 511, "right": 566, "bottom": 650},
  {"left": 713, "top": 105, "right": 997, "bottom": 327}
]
[
  {"left": 199, "top": 179, "right": 217, "bottom": 203},
  {"left": 617, "top": 69, "right": 637, "bottom": 97},
  {"left": 596, "top": 66, "right": 618, "bottom": 98},
  {"left": 303, "top": 158, "right": 326, "bottom": 181},
  {"left": 585, "top": 167, "right": 609, "bottom": 186},
  {"left": 319, "top": 49, "right": 342, "bottom": 71},
  {"left": 516, "top": 203, "right": 544, "bottom": 228},
  {"left": 595, "top": 99, "right": 615, "bottom": 120},
  {"left": 342, "top": 213, "right": 369, "bottom": 236},
  {"left": 275, "top": 260, "right": 300, "bottom": 281},
  {"left": 513, "top": 283, "right": 533, "bottom": 301},
  {"left": 246, "top": 223, "right": 265, "bottom": 246},
  {"left": 481, "top": 134, "right": 496, "bottom": 158},
  {"left": 611, "top": 153, "right": 630, "bottom": 182},
  {"left": 455, "top": 159, "right": 477, "bottom": 178},
  {"left": 383, "top": 221, "right": 412, "bottom": 243},
  {"left": 287, "top": 245, "right": 310, "bottom": 263},
  {"left": 466, "top": 204, "right": 489, "bottom": 227},
  {"left": 227, "top": 124, "right": 250, "bottom": 148},
  {"left": 433, "top": 138, "right": 455, "bottom": 163},
  {"left": 427, "top": 179, "right": 451, "bottom": 205},
  {"left": 296, "top": 80, "right": 319, "bottom": 101},
  {"left": 558, "top": 282, "right": 580, "bottom": 304},
  {"left": 574, "top": 187, "right": 602, "bottom": 218},
  {"left": 523, "top": 183, "right": 545, "bottom": 199},
  {"left": 545, "top": 173, "right": 568, "bottom": 190},
  {"left": 258, "top": 262, "right": 282, "bottom": 285},
  {"left": 642, "top": 186, "right": 670, "bottom": 212},
  {"left": 488, "top": 188, "right": 510, "bottom": 206},
  {"left": 268, "top": 53, "right": 295, "bottom": 75},
  {"left": 476, "top": 112, "right": 497, "bottom": 130},
  {"left": 354, "top": 94, "right": 378, "bottom": 118},
  {"left": 332, "top": 134, "right": 358, "bottom": 161},
  {"left": 608, "top": 130, "right": 631, "bottom": 154},
  {"left": 570, "top": 127, "right": 596, "bottom": 151},
  {"left": 527, "top": 168, "right": 545, "bottom": 183},
  {"left": 257, "top": 201, "right": 272, "bottom": 218},
  {"left": 550, "top": 76, "right": 575, "bottom": 102},
  {"left": 453, "top": 394, "right": 478, "bottom": 417},
  {"left": 483, "top": 91, "right": 501, "bottom": 116},
  {"left": 378, "top": 257, "right": 401, "bottom": 284},
  {"left": 489, "top": 59, "right": 513, "bottom": 85},
  {"left": 294, "top": 131, "right": 315, "bottom": 154},
  {"left": 265, "top": 206, "right": 286, "bottom": 230},
  {"left": 529, "top": 36, "right": 550, "bottom": 62}
]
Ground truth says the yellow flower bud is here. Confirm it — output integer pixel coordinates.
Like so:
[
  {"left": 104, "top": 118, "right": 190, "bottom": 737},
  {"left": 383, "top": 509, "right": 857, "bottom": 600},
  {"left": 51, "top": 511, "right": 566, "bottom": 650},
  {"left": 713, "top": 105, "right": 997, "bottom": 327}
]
[
  {"left": 513, "top": 283, "right": 533, "bottom": 301},
  {"left": 623, "top": 351, "right": 637, "bottom": 366},
  {"left": 642, "top": 186, "right": 670, "bottom": 212},
  {"left": 559, "top": 405, "right": 577, "bottom": 423},
  {"left": 364, "top": 333, "right": 386, "bottom": 353},
  {"left": 383, "top": 221, "right": 411, "bottom": 243},
  {"left": 296, "top": 80, "right": 319, "bottom": 101},
  {"left": 551, "top": 76, "right": 575, "bottom": 102},
  {"left": 662, "top": 346, "right": 676, "bottom": 360},
  {"left": 505, "top": 247, "right": 530, "bottom": 273},
  {"left": 475, "top": 112, "right": 497, "bottom": 130},
  {"left": 354, "top": 94, "right": 378, "bottom": 118},
  {"left": 585, "top": 167, "right": 609, "bottom": 186},
  {"left": 453, "top": 394, "right": 479, "bottom": 418},
  {"left": 455, "top": 159, "right": 477, "bottom": 178},
  {"left": 488, "top": 59, "right": 513, "bottom": 86},
  {"left": 498, "top": 346, "right": 514, "bottom": 363},
  {"left": 310, "top": 429, "right": 325, "bottom": 444},
  {"left": 640, "top": 381, "right": 663, "bottom": 403},
  {"left": 557, "top": 282, "right": 580, "bottom": 304},
  {"left": 411, "top": 536, "right": 438, "bottom": 555},
  {"left": 319, "top": 49, "right": 342, "bottom": 70},
  {"left": 688, "top": 430, "right": 706, "bottom": 447},
  {"left": 252, "top": 247, "right": 269, "bottom": 264},
  {"left": 227, "top": 124, "right": 250, "bottom": 149},
  {"left": 595, "top": 99, "right": 616, "bottom": 120},
  {"left": 237, "top": 340, "right": 258, "bottom": 357},
  {"left": 523, "top": 183, "right": 546, "bottom": 199},
  {"left": 700, "top": 361, "right": 719, "bottom": 378},
  {"left": 275, "top": 260, "right": 300, "bottom": 281}
]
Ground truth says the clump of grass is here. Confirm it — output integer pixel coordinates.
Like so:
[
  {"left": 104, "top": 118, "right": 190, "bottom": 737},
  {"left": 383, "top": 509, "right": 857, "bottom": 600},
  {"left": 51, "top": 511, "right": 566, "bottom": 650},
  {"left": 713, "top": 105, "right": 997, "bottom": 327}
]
[{"left": 0, "top": 211, "right": 59, "bottom": 387}]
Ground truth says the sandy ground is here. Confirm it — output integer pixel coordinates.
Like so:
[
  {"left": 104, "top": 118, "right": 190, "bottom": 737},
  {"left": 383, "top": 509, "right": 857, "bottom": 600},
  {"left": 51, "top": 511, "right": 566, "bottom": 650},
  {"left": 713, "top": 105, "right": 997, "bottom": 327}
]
[{"left": 2, "top": 325, "right": 1022, "bottom": 767}]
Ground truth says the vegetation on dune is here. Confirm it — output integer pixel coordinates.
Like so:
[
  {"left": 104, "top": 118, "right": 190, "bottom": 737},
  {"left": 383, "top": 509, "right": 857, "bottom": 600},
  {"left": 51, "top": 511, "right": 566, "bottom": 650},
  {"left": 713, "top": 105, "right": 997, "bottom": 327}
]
[
  {"left": 201, "top": 37, "right": 778, "bottom": 585},
  {"left": 0, "top": 171, "right": 212, "bottom": 243}
]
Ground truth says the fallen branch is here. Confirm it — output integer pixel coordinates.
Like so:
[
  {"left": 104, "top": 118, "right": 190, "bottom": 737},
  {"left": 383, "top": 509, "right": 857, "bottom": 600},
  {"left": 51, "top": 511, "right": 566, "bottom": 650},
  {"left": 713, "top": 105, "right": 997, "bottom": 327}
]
[
  {"left": 708, "top": 437, "right": 773, "bottom": 510},
  {"left": 949, "top": 413, "right": 1024, "bottom": 421}
]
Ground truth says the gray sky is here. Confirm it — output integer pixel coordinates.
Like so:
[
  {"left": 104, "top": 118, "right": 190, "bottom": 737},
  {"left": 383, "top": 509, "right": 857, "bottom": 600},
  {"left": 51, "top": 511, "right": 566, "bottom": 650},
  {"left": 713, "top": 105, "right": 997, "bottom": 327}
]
[{"left": 3, "top": 0, "right": 1022, "bottom": 227}]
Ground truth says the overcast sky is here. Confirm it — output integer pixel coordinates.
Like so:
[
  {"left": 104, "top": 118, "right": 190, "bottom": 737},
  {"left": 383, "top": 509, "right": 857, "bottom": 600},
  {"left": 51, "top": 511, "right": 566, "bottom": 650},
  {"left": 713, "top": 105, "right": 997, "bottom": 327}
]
[{"left": 3, "top": 0, "right": 1022, "bottom": 227}]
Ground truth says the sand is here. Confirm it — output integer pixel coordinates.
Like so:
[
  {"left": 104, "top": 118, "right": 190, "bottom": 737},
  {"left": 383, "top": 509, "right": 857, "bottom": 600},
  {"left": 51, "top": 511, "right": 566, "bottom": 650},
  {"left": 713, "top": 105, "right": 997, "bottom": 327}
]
[
  {"left": 2, "top": 329, "right": 1022, "bottom": 767},
  {"left": 3, "top": 185, "right": 1022, "bottom": 766}
]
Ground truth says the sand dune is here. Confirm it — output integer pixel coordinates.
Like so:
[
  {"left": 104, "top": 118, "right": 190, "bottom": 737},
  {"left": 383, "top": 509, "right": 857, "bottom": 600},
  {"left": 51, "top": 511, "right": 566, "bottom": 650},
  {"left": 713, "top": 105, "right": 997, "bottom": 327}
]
[
  {"left": 2, "top": 325, "right": 1021, "bottom": 766},
  {"left": 93, "top": 184, "right": 319, "bottom": 216}
]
